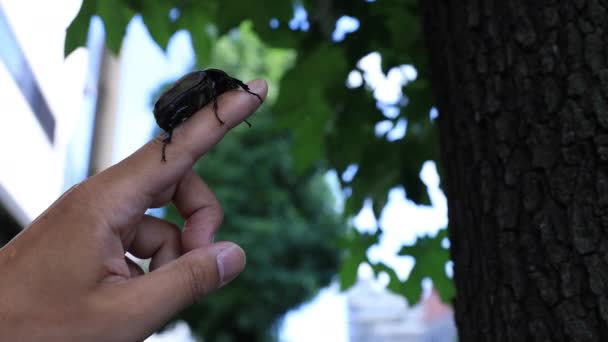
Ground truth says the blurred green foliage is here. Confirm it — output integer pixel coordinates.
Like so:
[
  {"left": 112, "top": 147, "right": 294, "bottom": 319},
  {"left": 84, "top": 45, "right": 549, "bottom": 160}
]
[
  {"left": 65, "top": 0, "right": 454, "bottom": 333},
  {"left": 161, "top": 24, "right": 344, "bottom": 341}
]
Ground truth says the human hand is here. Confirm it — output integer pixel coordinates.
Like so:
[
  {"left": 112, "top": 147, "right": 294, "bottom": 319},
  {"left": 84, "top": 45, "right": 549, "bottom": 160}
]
[{"left": 0, "top": 79, "right": 268, "bottom": 341}]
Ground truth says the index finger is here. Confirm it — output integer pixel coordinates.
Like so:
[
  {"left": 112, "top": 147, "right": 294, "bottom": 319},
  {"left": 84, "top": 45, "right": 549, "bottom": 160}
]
[{"left": 94, "top": 79, "right": 268, "bottom": 214}]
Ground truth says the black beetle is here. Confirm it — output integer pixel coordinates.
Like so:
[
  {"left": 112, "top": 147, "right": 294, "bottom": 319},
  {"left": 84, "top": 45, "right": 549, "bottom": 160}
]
[{"left": 153, "top": 68, "right": 262, "bottom": 162}]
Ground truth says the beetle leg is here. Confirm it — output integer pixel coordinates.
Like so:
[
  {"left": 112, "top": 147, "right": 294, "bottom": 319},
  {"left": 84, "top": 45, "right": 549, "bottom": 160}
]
[
  {"left": 161, "top": 130, "right": 173, "bottom": 162},
  {"left": 232, "top": 80, "right": 257, "bottom": 128},
  {"left": 237, "top": 80, "right": 263, "bottom": 103},
  {"left": 212, "top": 95, "right": 226, "bottom": 125}
]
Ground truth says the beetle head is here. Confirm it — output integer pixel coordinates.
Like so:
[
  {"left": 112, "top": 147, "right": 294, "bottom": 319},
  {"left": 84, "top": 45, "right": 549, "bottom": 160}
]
[{"left": 204, "top": 68, "right": 242, "bottom": 90}]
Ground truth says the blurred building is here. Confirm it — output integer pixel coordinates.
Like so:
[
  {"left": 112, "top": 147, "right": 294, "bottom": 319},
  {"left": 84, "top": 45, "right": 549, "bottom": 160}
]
[
  {"left": 0, "top": 1, "right": 109, "bottom": 242},
  {"left": 348, "top": 278, "right": 456, "bottom": 342}
]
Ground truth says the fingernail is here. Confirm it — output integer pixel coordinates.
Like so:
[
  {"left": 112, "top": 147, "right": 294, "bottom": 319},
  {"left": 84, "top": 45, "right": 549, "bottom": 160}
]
[
  {"left": 247, "top": 79, "right": 267, "bottom": 93},
  {"left": 216, "top": 245, "right": 246, "bottom": 286}
]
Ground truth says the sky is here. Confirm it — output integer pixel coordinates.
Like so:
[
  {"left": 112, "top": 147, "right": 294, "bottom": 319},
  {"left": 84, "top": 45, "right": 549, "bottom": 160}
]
[{"left": 2, "top": 1, "right": 448, "bottom": 341}]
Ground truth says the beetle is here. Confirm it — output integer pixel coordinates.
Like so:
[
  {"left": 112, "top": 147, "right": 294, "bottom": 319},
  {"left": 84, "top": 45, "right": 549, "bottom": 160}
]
[{"left": 153, "top": 68, "right": 263, "bottom": 162}]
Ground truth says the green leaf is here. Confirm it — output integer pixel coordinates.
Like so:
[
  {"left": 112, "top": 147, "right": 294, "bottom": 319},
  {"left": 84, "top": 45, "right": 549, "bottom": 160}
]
[
  {"left": 326, "top": 87, "right": 379, "bottom": 172},
  {"left": 371, "top": 262, "right": 404, "bottom": 294},
  {"left": 338, "top": 229, "right": 381, "bottom": 290},
  {"left": 255, "top": 24, "right": 304, "bottom": 49},
  {"left": 398, "top": 76, "right": 439, "bottom": 206},
  {"left": 369, "top": 2, "right": 422, "bottom": 72},
  {"left": 64, "top": 0, "right": 133, "bottom": 57},
  {"left": 176, "top": 9, "right": 215, "bottom": 66},
  {"left": 344, "top": 191, "right": 366, "bottom": 219},
  {"left": 339, "top": 251, "right": 362, "bottom": 290},
  {"left": 97, "top": 0, "right": 134, "bottom": 55},
  {"left": 397, "top": 228, "right": 454, "bottom": 304},
  {"left": 214, "top": 0, "right": 292, "bottom": 36},
  {"left": 64, "top": 0, "right": 96, "bottom": 57},
  {"left": 403, "top": 77, "right": 433, "bottom": 122},
  {"left": 140, "top": 1, "right": 174, "bottom": 50},
  {"left": 399, "top": 140, "right": 431, "bottom": 205},
  {"left": 275, "top": 44, "right": 349, "bottom": 173}
]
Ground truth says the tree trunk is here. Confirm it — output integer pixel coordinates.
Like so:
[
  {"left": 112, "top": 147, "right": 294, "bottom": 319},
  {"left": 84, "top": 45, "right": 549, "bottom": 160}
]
[{"left": 422, "top": 1, "right": 608, "bottom": 341}]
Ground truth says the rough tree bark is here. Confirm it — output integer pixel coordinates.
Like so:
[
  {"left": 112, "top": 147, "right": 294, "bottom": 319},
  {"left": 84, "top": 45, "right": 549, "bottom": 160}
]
[{"left": 422, "top": 1, "right": 608, "bottom": 341}]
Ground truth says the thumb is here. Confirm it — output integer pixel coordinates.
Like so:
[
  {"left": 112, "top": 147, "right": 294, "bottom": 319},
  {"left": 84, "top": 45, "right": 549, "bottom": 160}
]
[{"left": 118, "top": 242, "right": 246, "bottom": 335}]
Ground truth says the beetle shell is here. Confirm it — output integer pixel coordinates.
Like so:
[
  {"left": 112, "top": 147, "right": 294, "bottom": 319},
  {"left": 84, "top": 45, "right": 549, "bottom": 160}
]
[
  {"left": 153, "top": 68, "right": 262, "bottom": 162},
  {"left": 154, "top": 70, "right": 216, "bottom": 131}
]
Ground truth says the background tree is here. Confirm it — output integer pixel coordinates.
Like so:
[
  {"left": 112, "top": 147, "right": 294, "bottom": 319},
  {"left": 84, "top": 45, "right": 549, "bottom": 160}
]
[{"left": 422, "top": 1, "right": 608, "bottom": 340}]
